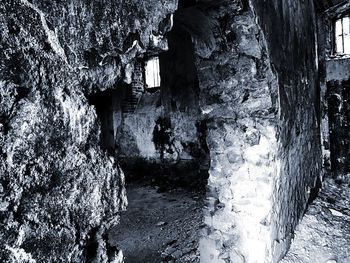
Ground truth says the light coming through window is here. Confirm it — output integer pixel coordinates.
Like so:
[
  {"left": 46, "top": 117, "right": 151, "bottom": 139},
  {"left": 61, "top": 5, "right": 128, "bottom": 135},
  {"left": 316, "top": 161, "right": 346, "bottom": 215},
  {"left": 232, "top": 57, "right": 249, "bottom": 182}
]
[
  {"left": 335, "top": 16, "right": 350, "bottom": 54},
  {"left": 144, "top": 57, "right": 161, "bottom": 89}
]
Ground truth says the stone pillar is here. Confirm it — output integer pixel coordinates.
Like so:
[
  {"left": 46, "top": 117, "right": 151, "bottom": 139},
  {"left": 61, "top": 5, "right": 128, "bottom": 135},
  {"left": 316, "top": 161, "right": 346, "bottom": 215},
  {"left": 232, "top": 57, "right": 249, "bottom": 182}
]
[
  {"left": 196, "top": 0, "right": 322, "bottom": 261},
  {"left": 195, "top": 7, "right": 280, "bottom": 262}
]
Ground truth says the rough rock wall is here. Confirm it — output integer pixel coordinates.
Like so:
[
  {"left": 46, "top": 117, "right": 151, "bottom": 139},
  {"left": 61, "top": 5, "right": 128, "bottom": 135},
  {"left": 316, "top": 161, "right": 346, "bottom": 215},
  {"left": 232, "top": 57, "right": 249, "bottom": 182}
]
[
  {"left": 0, "top": 0, "right": 177, "bottom": 262},
  {"left": 194, "top": 0, "right": 321, "bottom": 262}
]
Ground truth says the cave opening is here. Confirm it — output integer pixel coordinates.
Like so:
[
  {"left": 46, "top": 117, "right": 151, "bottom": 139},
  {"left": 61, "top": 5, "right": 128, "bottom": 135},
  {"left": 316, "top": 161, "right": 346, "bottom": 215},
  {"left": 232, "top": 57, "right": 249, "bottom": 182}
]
[
  {"left": 86, "top": 3, "right": 211, "bottom": 262},
  {"left": 4, "top": 0, "right": 350, "bottom": 262},
  {"left": 88, "top": 88, "right": 118, "bottom": 154},
  {"left": 88, "top": 83, "right": 127, "bottom": 155}
]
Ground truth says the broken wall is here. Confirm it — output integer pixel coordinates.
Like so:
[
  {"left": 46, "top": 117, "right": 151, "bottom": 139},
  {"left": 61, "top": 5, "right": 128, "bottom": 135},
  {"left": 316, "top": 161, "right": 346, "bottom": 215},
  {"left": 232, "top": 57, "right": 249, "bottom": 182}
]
[{"left": 0, "top": 0, "right": 177, "bottom": 262}]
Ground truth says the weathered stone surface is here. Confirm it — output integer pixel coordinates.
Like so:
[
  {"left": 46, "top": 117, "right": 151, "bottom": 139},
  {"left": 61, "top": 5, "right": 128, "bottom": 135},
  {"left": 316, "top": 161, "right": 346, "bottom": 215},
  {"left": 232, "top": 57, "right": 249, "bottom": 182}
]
[
  {"left": 193, "top": 2, "right": 279, "bottom": 262},
  {"left": 251, "top": 0, "right": 322, "bottom": 261},
  {"left": 195, "top": 0, "right": 321, "bottom": 262},
  {"left": 0, "top": 0, "right": 177, "bottom": 262}
]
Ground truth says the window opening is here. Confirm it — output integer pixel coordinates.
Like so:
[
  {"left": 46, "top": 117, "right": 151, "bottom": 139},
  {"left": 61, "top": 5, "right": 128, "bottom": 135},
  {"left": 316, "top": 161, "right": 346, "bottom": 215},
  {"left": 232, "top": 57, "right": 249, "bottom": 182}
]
[
  {"left": 335, "top": 16, "right": 350, "bottom": 54},
  {"left": 144, "top": 56, "right": 161, "bottom": 89}
]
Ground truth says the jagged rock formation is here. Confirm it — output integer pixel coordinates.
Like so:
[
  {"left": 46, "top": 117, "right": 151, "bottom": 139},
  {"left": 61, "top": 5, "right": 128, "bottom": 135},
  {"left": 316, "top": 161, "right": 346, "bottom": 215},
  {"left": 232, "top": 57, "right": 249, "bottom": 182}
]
[{"left": 0, "top": 0, "right": 176, "bottom": 262}]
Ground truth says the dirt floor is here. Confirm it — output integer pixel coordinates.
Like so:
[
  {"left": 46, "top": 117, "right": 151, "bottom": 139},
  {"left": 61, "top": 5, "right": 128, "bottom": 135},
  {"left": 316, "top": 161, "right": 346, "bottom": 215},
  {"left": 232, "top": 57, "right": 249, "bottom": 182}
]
[
  {"left": 109, "top": 174, "right": 350, "bottom": 263},
  {"left": 282, "top": 176, "right": 350, "bottom": 263},
  {"left": 108, "top": 183, "right": 205, "bottom": 263}
]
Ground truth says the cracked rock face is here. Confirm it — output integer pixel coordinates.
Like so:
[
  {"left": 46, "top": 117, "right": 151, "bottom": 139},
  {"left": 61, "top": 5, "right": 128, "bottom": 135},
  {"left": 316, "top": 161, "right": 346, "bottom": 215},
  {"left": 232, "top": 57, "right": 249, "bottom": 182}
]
[{"left": 0, "top": 0, "right": 177, "bottom": 262}]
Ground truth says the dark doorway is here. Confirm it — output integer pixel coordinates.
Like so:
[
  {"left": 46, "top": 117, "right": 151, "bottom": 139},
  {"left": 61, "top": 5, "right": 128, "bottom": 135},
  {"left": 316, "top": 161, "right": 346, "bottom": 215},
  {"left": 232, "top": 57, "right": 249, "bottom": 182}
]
[{"left": 327, "top": 79, "right": 350, "bottom": 174}]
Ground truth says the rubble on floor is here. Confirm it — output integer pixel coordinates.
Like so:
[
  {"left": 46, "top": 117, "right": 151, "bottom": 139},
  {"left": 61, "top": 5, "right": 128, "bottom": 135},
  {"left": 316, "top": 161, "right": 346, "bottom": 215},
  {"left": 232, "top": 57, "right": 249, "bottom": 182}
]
[{"left": 282, "top": 176, "right": 350, "bottom": 263}]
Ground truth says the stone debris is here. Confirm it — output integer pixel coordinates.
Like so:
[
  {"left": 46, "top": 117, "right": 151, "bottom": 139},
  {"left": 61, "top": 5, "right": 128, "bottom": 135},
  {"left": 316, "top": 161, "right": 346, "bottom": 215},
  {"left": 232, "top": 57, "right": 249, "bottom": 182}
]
[
  {"left": 282, "top": 177, "right": 350, "bottom": 263},
  {"left": 156, "top": 221, "right": 167, "bottom": 226},
  {"left": 329, "top": 208, "right": 344, "bottom": 217}
]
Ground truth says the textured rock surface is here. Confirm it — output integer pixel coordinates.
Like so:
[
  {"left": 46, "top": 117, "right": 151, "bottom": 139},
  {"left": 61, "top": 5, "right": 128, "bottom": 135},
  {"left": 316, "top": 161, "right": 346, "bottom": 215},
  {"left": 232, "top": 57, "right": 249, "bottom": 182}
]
[
  {"left": 195, "top": 3, "right": 280, "bottom": 262},
  {"left": 194, "top": 0, "right": 321, "bottom": 262},
  {"left": 0, "top": 0, "right": 177, "bottom": 262},
  {"left": 252, "top": 0, "right": 322, "bottom": 261}
]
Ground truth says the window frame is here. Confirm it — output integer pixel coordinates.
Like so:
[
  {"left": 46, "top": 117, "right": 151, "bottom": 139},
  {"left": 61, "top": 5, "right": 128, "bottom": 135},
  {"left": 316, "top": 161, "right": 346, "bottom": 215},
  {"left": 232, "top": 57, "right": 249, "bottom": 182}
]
[
  {"left": 142, "top": 55, "right": 162, "bottom": 92},
  {"left": 333, "top": 15, "right": 350, "bottom": 55}
]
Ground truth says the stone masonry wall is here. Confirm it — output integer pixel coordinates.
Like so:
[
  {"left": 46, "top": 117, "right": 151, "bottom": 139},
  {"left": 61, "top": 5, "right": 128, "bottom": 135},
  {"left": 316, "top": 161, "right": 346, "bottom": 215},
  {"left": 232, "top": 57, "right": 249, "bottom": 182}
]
[
  {"left": 194, "top": 1, "right": 280, "bottom": 262},
  {"left": 194, "top": 0, "right": 321, "bottom": 262},
  {"left": 0, "top": 0, "right": 177, "bottom": 262}
]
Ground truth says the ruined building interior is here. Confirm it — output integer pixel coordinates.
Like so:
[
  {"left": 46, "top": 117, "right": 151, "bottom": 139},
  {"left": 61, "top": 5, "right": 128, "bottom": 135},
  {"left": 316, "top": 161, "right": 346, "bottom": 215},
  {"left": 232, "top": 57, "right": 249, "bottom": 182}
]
[{"left": 1, "top": 0, "right": 350, "bottom": 262}]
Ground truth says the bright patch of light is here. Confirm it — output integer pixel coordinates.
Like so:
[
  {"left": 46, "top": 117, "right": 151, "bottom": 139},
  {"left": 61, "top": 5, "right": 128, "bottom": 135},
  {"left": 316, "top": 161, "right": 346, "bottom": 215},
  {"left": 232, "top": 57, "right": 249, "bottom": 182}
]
[
  {"left": 145, "top": 57, "right": 161, "bottom": 88},
  {"left": 343, "top": 17, "right": 350, "bottom": 54},
  {"left": 335, "top": 16, "right": 350, "bottom": 54},
  {"left": 336, "top": 19, "right": 343, "bottom": 53}
]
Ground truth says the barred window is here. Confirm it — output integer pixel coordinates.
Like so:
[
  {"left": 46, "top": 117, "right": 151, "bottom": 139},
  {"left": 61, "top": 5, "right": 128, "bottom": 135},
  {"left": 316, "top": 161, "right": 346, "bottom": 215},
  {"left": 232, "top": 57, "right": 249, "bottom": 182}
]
[
  {"left": 335, "top": 16, "right": 350, "bottom": 54},
  {"left": 144, "top": 57, "right": 161, "bottom": 89}
]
